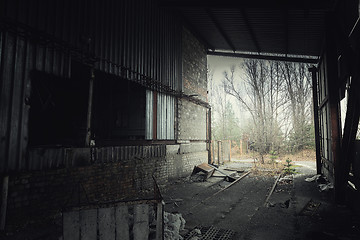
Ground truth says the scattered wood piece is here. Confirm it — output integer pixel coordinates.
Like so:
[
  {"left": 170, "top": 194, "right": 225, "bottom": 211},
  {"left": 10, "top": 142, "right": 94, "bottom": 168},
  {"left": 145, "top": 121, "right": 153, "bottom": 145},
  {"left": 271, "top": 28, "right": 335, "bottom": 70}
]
[
  {"left": 224, "top": 168, "right": 245, "bottom": 173},
  {"left": 264, "top": 174, "right": 281, "bottom": 207},
  {"left": 208, "top": 164, "right": 237, "bottom": 182},
  {"left": 187, "top": 171, "right": 251, "bottom": 212},
  {"left": 191, "top": 163, "right": 215, "bottom": 180}
]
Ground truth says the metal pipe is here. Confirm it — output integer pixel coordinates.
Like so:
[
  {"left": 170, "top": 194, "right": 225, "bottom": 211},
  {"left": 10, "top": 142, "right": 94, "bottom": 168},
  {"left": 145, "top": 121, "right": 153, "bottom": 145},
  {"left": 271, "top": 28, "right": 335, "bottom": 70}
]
[{"left": 85, "top": 68, "right": 94, "bottom": 146}]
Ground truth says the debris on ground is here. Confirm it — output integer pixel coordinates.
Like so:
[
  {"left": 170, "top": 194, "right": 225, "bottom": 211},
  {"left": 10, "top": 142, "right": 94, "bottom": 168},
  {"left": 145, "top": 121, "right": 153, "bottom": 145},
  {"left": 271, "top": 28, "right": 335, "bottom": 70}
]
[
  {"left": 191, "top": 163, "right": 215, "bottom": 182},
  {"left": 305, "top": 174, "right": 322, "bottom": 182},
  {"left": 305, "top": 174, "right": 333, "bottom": 192},
  {"left": 224, "top": 168, "right": 245, "bottom": 173},
  {"left": 300, "top": 199, "right": 321, "bottom": 216},
  {"left": 278, "top": 175, "right": 293, "bottom": 185},
  {"left": 164, "top": 212, "right": 186, "bottom": 240},
  {"left": 318, "top": 183, "right": 334, "bottom": 192},
  {"left": 209, "top": 164, "right": 238, "bottom": 182}
]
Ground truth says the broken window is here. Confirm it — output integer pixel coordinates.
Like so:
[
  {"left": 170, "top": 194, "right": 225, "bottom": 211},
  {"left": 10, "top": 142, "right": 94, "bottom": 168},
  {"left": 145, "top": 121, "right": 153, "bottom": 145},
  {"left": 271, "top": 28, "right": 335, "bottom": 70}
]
[
  {"left": 28, "top": 62, "right": 90, "bottom": 147},
  {"left": 93, "top": 71, "right": 146, "bottom": 143}
]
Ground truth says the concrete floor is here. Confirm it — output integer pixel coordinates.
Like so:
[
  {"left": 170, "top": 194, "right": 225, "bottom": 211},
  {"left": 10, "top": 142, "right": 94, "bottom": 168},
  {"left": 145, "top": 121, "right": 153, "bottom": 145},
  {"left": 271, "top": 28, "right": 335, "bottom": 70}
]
[{"left": 163, "top": 160, "right": 360, "bottom": 240}]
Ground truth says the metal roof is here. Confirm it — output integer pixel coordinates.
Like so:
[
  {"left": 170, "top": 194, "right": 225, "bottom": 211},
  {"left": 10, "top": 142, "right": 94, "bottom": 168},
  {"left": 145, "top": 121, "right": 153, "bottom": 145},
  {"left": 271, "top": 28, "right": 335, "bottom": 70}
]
[{"left": 159, "top": 0, "right": 336, "bottom": 62}]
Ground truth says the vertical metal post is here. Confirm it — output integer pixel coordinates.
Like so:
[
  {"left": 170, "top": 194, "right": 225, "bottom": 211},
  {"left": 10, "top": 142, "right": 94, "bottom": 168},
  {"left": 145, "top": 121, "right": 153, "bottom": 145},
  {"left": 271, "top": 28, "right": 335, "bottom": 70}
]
[
  {"left": 208, "top": 108, "right": 212, "bottom": 164},
  {"left": 217, "top": 141, "right": 221, "bottom": 165},
  {"left": 229, "top": 140, "right": 231, "bottom": 162},
  {"left": 325, "top": 14, "right": 342, "bottom": 203},
  {"left": 85, "top": 69, "right": 94, "bottom": 146},
  {"left": 240, "top": 140, "right": 243, "bottom": 155},
  {"left": 310, "top": 67, "right": 322, "bottom": 174}
]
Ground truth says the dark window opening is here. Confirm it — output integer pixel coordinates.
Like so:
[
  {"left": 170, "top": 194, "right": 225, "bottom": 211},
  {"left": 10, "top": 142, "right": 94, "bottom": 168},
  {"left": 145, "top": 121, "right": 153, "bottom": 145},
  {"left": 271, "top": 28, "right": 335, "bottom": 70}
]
[
  {"left": 93, "top": 71, "right": 146, "bottom": 144},
  {"left": 28, "top": 62, "right": 90, "bottom": 147}
]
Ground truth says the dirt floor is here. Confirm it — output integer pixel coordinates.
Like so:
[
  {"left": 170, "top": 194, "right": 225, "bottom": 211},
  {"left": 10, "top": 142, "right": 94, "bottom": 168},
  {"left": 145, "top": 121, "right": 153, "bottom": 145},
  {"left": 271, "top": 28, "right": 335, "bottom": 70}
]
[{"left": 162, "top": 157, "right": 360, "bottom": 240}]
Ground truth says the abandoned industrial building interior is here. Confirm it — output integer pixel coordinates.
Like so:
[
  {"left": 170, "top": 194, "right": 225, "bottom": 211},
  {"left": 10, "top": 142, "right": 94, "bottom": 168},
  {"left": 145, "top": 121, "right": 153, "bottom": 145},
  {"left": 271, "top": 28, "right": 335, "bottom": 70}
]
[{"left": 0, "top": 0, "right": 360, "bottom": 239}]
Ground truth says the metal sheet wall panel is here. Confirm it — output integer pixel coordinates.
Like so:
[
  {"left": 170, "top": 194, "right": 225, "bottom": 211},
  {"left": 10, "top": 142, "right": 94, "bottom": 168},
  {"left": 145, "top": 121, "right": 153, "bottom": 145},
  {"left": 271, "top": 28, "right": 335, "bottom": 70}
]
[
  {"left": 0, "top": 30, "right": 71, "bottom": 173},
  {"left": 0, "top": 0, "right": 182, "bottom": 172},
  {"left": 2, "top": 0, "right": 182, "bottom": 91},
  {"left": 145, "top": 90, "right": 154, "bottom": 140},
  {"left": 157, "top": 93, "right": 175, "bottom": 140}
]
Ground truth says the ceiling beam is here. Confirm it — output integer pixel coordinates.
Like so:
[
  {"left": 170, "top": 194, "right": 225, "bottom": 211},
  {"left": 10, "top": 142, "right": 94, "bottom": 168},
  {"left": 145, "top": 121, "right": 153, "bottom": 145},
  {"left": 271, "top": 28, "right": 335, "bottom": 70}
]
[
  {"left": 180, "top": 13, "right": 215, "bottom": 51},
  {"left": 207, "top": 51, "right": 319, "bottom": 64},
  {"left": 206, "top": 9, "right": 236, "bottom": 52},
  {"left": 239, "top": 9, "right": 261, "bottom": 53},
  {"left": 158, "top": 0, "right": 335, "bottom": 10}
]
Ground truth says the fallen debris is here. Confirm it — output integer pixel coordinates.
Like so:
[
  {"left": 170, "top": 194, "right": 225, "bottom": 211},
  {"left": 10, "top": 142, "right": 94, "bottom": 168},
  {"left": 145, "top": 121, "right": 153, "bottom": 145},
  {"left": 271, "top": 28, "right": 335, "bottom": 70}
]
[
  {"left": 278, "top": 175, "right": 293, "bottom": 185},
  {"left": 300, "top": 199, "right": 321, "bottom": 216},
  {"left": 209, "top": 164, "right": 237, "bottom": 182},
  {"left": 188, "top": 171, "right": 251, "bottom": 211},
  {"left": 164, "top": 212, "right": 186, "bottom": 240},
  {"left": 318, "top": 183, "right": 334, "bottom": 192},
  {"left": 191, "top": 163, "right": 215, "bottom": 181},
  {"left": 224, "top": 168, "right": 245, "bottom": 173},
  {"left": 305, "top": 174, "right": 322, "bottom": 182},
  {"left": 264, "top": 174, "right": 281, "bottom": 207}
]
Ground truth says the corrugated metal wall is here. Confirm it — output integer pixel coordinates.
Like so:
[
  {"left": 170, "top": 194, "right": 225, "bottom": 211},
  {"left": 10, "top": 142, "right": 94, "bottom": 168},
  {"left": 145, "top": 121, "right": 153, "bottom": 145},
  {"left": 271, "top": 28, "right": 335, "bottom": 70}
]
[
  {"left": 0, "top": 0, "right": 182, "bottom": 173},
  {"left": 0, "top": 0, "right": 182, "bottom": 91}
]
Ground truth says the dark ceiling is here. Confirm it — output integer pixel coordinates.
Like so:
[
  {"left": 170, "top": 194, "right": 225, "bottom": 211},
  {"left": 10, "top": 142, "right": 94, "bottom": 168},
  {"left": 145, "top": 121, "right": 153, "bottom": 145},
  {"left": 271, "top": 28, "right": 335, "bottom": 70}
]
[{"left": 159, "top": 0, "right": 337, "bottom": 62}]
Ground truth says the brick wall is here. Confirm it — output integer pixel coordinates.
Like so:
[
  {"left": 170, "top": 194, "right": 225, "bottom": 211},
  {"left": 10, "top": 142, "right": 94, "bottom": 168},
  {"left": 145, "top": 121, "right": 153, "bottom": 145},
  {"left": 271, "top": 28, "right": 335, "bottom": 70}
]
[
  {"left": 178, "top": 27, "right": 208, "bottom": 141},
  {"left": 182, "top": 27, "right": 208, "bottom": 101},
  {"left": 5, "top": 143, "right": 207, "bottom": 227}
]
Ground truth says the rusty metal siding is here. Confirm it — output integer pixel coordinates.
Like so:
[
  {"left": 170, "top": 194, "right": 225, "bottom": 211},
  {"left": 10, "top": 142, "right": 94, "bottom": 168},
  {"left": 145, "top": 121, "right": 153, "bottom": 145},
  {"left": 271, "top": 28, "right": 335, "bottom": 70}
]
[{"left": 0, "top": 0, "right": 182, "bottom": 173}]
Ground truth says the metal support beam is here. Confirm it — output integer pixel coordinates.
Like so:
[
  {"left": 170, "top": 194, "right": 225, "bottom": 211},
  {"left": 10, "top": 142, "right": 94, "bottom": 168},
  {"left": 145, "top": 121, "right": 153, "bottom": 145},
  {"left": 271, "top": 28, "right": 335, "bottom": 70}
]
[
  {"left": 181, "top": 13, "right": 215, "bottom": 51},
  {"left": 239, "top": 9, "right": 261, "bottom": 53},
  {"left": 206, "top": 9, "right": 236, "bottom": 52},
  {"left": 309, "top": 66, "right": 322, "bottom": 174},
  {"left": 207, "top": 50, "right": 318, "bottom": 64},
  {"left": 325, "top": 13, "right": 342, "bottom": 203},
  {"left": 158, "top": 0, "right": 335, "bottom": 10}
]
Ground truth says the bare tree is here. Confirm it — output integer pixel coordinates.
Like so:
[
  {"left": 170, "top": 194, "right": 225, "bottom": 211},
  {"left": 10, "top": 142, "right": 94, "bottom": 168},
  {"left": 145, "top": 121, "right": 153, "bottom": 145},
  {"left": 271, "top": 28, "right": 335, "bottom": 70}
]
[
  {"left": 280, "top": 62, "right": 313, "bottom": 151},
  {"left": 222, "top": 60, "right": 285, "bottom": 162}
]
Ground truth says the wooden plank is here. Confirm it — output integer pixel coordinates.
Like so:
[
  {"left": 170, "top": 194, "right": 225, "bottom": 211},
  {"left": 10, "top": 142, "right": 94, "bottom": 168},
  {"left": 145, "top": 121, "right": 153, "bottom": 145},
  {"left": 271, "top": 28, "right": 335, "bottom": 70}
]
[
  {"left": 264, "top": 174, "right": 281, "bottom": 207},
  {"left": 133, "top": 204, "right": 149, "bottom": 240},
  {"left": 63, "top": 211, "right": 80, "bottom": 240},
  {"left": 156, "top": 203, "right": 164, "bottom": 240},
  {"left": 115, "top": 205, "right": 129, "bottom": 240},
  {"left": 98, "top": 207, "right": 115, "bottom": 240},
  {"left": 80, "top": 209, "right": 97, "bottom": 240}
]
